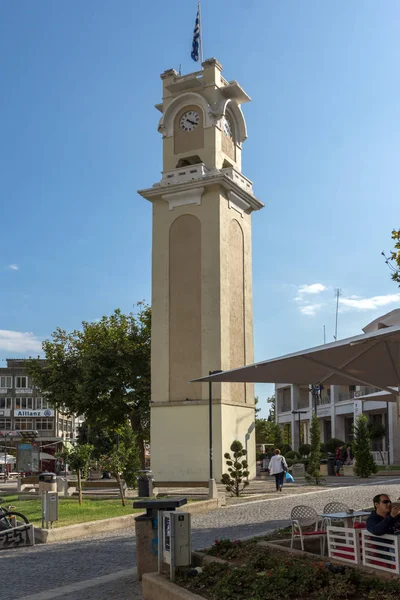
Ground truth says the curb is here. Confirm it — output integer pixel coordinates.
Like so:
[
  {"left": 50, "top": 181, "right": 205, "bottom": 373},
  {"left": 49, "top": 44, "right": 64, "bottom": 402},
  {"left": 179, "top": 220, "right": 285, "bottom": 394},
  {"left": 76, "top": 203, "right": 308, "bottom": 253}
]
[
  {"left": 34, "top": 498, "right": 221, "bottom": 543},
  {"left": 34, "top": 514, "right": 140, "bottom": 543}
]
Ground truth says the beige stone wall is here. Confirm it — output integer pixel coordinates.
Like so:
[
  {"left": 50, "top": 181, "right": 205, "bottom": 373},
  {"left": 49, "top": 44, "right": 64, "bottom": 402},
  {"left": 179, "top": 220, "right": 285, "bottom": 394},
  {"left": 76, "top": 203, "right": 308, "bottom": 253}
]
[
  {"left": 169, "top": 215, "right": 202, "bottom": 401},
  {"left": 228, "top": 219, "right": 246, "bottom": 403},
  {"left": 150, "top": 403, "right": 212, "bottom": 482},
  {"left": 150, "top": 402, "right": 256, "bottom": 482}
]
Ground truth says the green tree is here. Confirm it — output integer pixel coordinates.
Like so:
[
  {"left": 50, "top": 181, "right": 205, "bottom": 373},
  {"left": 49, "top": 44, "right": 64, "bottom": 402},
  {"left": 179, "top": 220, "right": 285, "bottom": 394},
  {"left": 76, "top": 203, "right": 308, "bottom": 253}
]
[
  {"left": 267, "top": 395, "right": 276, "bottom": 422},
  {"left": 30, "top": 303, "right": 151, "bottom": 468},
  {"left": 98, "top": 436, "right": 140, "bottom": 506},
  {"left": 382, "top": 229, "right": 400, "bottom": 285},
  {"left": 306, "top": 414, "right": 323, "bottom": 485},
  {"left": 221, "top": 440, "right": 250, "bottom": 497},
  {"left": 255, "top": 418, "right": 273, "bottom": 445},
  {"left": 271, "top": 422, "right": 284, "bottom": 449},
  {"left": 353, "top": 414, "right": 378, "bottom": 478},
  {"left": 77, "top": 422, "right": 115, "bottom": 459},
  {"left": 58, "top": 444, "right": 94, "bottom": 505}
]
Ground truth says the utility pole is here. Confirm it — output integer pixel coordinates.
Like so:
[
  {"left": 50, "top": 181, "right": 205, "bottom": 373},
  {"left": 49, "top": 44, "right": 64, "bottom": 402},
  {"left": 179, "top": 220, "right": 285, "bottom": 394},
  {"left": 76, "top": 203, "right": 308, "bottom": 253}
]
[{"left": 334, "top": 289, "right": 340, "bottom": 341}]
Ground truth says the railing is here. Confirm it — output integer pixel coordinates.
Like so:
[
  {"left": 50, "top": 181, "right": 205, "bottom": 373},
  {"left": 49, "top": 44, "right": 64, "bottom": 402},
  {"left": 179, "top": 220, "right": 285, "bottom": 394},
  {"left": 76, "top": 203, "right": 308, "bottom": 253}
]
[
  {"left": 327, "top": 527, "right": 400, "bottom": 574},
  {"left": 161, "top": 164, "right": 209, "bottom": 186},
  {"left": 316, "top": 395, "right": 331, "bottom": 406},
  {"left": 338, "top": 391, "right": 357, "bottom": 402},
  {"left": 362, "top": 530, "right": 400, "bottom": 574},
  {"left": 355, "top": 386, "right": 381, "bottom": 397},
  {"left": 327, "top": 526, "right": 362, "bottom": 566},
  {"left": 221, "top": 167, "right": 253, "bottom": 194}
]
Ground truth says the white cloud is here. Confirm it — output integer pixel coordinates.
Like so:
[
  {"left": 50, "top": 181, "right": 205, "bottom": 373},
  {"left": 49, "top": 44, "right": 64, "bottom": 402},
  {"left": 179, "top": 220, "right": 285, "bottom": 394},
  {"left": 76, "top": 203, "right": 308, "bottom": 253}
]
[
  {"left": 340, "top": 293, "right": 400, "bottom": 311},
  {"left": 0, "top": 330, "right": 42, "bottom": 353},
  {"left": 298, "top": 283, "right": 327, "bottom": 295},
  {"left": 294, "top": 283, "right": 327, "bottom": 316},
  {"left": 300, "top": 304, "right": 322, "bottom": 316},
  {"left": 8, "top": 264, "right": 19, "bottom": 271}
]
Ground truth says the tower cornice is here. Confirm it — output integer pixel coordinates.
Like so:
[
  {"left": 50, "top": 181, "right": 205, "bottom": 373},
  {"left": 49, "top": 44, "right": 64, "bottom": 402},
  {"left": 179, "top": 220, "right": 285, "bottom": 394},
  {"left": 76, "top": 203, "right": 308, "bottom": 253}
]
[{"left": 138, "top": 165, "right": 264, "bottom": 213}]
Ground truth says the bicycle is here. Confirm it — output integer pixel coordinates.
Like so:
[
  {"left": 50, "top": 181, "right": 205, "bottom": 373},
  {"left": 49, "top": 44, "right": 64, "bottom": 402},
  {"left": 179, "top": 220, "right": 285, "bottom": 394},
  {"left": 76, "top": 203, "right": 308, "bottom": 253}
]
[{"left": 0, "top": 498, "right": 30, "bottom": 531}]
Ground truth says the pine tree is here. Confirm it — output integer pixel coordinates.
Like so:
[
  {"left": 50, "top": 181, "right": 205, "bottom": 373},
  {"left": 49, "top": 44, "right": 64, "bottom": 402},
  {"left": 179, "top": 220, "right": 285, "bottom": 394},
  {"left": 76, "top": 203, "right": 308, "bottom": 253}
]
[
  {"left": 306, "top": 413, "right": 323, "bottom": 485},
  {"left": 353, "top": 414, "right": 378, "bottom": 477}
]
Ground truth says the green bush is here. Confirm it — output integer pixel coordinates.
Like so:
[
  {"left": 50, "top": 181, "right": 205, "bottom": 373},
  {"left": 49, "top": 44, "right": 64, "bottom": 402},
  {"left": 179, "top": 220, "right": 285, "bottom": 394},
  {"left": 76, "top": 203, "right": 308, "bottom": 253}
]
[
  {"left": 324, "top": 437, "right": 345, "bottom": 454},
  {"left": 299, "top": 443, "right": 311, "bottom": 456},
  {"left": 179, "top": 542, "right": 400, "bottom": 600},
  {"left": 286, "top": 450, "right": 301, "bottom": 460},
  {"left": 221, "top": 440, "right": 250, "bottom": 497},
  {"left": 280, "top": 443, "right": 292, "bottom": 455}
]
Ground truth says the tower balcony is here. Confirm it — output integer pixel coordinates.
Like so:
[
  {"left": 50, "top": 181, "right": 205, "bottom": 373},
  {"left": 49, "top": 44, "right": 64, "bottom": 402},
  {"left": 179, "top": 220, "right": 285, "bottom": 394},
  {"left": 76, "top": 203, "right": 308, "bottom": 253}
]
[{"left": 157, "top": 163, "right": 253, "bottom": 195}]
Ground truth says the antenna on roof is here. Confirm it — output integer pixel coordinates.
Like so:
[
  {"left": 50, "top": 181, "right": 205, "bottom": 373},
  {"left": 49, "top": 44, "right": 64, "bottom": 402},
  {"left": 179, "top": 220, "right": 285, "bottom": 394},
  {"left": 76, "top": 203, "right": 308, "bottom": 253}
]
[
  {"left": 323, "top": 325, "right": 326, "bottom": 344},
  {"left": 333, "top": 288, "right": 341, "bottom": 341}
]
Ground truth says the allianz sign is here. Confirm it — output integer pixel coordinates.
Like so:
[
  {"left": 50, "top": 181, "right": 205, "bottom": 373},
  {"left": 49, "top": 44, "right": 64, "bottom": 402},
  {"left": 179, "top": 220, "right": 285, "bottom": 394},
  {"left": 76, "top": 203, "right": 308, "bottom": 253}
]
[{"left": 14, "top": 409, "right": 55, "bottom": 418}]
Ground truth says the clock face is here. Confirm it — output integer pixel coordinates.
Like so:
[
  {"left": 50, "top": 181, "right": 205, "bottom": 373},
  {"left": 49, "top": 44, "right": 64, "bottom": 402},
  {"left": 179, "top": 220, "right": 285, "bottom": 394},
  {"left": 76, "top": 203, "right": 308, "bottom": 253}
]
[
  {"left": 179, "top": 110, "right": 200, "bottom": 132},
  {"left": 223, "top": 116, "right": 233, "bottom": 138}
]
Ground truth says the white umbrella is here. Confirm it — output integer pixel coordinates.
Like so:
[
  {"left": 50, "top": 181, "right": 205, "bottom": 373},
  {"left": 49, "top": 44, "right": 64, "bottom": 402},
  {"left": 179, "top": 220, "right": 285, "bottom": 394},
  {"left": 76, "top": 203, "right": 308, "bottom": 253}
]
[
  {"left": 0, "top": 454, "right": 16, "bottom": 465},
  {"left": 192, "top": 310, "right": 400, "bottom": 403}
]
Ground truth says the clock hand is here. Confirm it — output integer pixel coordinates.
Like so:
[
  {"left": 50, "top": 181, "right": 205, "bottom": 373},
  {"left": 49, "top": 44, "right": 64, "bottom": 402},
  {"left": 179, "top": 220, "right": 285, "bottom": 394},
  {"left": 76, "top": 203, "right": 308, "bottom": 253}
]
[{"left": 187, "top": 119, "right": 197, "bottom": 125}]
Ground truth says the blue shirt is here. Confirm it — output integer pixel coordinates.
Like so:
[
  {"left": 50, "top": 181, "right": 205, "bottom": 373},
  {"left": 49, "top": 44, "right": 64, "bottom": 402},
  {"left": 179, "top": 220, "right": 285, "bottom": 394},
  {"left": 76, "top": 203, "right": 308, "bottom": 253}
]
[{"left": 366, "top": 510, "right": 400, "bottom": 535}]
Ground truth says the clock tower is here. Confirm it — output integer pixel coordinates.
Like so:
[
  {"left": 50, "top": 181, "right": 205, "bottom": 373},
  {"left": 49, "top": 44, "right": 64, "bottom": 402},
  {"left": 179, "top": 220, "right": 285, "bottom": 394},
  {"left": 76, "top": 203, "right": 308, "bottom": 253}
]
[{"left": 138, "top": 58, "right": 263, "bottom": 485}]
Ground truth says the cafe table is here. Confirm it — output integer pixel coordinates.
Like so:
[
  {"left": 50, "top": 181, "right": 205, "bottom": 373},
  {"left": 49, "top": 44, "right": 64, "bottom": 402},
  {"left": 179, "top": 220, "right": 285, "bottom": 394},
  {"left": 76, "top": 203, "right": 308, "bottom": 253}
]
[{"left": 319, "top": 510, "right": 370, "bottom": 528}]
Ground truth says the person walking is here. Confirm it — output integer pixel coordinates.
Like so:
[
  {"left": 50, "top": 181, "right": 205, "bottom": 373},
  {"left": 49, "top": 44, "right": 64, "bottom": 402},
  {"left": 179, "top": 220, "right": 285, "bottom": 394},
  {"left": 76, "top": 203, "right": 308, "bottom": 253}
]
[
  {"left": 268, "top": 448, "right": 287, "bottom": 492},
  {"left": 335, "top": 445, "right": 345, "bottom": 476}
]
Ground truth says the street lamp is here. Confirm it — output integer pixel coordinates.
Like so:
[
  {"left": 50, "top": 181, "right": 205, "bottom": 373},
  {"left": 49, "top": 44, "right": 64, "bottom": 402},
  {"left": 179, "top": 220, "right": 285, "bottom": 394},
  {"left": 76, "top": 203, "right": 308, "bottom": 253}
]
[
  {"left": 208, "top": 370, "right": 223, "bottom": 499},
  {"left": 292, "top": 410, "right": 307, "bottom": 448}
]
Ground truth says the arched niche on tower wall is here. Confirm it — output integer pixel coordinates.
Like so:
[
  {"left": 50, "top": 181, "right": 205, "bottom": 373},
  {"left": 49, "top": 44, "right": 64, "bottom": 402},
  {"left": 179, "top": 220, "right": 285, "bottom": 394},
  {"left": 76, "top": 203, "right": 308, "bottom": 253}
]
[
  {"left": 169, "top": 214, "right": 202, "bottom": 401},
  {"left": 229, "top": 218, "right": 246, "bottom": 403}
]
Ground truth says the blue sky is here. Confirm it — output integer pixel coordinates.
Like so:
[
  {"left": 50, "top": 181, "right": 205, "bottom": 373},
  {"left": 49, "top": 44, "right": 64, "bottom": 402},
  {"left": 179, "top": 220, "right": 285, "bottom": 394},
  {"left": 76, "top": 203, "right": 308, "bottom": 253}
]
[{"left": 1, "top": 1, "right": 399, "bottom": 417}]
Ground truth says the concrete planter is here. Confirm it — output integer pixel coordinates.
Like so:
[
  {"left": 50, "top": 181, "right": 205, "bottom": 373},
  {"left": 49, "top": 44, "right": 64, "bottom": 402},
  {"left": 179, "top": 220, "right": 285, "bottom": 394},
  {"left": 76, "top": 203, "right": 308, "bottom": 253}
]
[
  {"left": 320, "top": 464, "right": 328, "bottom": 476},
  {"left": 143, "top": 573, "right": 205, "bottom": 600}
]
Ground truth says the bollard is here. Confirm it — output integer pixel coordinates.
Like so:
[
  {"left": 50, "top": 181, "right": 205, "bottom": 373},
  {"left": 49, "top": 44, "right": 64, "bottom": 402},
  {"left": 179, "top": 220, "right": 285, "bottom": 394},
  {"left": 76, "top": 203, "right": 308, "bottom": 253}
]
[{"left": 133, "top": 498, "right": 187, "bottom": 581}]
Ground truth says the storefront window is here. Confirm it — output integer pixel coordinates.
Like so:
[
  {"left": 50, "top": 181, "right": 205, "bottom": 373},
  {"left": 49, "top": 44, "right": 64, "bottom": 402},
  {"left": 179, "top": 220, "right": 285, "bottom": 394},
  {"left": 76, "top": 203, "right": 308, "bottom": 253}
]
[
  {"left": 36, "top": 419, "right": 53, "bottom": 431},
  {"left": 15, "top": 419, "right": 34, "bottom": 430}
]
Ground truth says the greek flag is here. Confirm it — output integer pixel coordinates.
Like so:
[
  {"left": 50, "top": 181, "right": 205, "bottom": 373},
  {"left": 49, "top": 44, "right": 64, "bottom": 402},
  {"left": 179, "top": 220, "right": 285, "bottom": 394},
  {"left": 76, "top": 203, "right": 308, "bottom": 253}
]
[{"left": 191, "top": 5, "right": 201, "bottom": 62}]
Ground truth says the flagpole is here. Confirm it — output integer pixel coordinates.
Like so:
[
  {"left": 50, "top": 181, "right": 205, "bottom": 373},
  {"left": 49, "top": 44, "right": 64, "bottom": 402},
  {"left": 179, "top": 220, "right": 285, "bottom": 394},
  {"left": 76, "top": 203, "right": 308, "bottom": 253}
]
[{"left": 198, "top": 0, "right": 204, "bottom": 65}]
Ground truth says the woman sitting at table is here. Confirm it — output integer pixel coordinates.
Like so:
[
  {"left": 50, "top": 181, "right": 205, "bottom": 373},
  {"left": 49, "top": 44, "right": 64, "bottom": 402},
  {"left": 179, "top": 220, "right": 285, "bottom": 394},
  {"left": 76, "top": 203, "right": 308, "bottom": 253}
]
[{"left": 366, "top": 494, "right": 400, "bottom": 535}]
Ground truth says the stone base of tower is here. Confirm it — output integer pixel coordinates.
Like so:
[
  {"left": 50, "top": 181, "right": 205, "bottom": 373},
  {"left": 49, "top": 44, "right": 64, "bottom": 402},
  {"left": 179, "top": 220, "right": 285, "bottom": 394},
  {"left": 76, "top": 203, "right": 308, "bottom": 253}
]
[{"left": 150, "top": 402, "right": 256, "bottom": 484}]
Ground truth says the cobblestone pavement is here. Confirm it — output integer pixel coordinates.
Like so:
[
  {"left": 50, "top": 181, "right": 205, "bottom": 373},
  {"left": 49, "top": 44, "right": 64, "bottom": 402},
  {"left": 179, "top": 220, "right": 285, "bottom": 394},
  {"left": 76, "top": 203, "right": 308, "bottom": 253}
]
[{"left": 3, "top": 478, "right": 400, "bottom": 599}]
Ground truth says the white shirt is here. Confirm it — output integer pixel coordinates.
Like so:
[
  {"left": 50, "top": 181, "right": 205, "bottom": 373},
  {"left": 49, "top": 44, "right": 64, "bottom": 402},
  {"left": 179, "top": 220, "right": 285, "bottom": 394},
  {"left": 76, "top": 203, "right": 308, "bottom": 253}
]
[{"left": 268, "top": 454, "right": 287, "bottom": 475}]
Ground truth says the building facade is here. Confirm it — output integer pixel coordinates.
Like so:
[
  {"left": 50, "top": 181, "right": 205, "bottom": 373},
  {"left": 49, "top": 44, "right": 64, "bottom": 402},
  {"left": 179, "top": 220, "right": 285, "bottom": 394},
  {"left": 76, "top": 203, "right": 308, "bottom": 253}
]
[
  {"left": 275, "top": 382, "right": 398, "bottom": 464},
  {"left": 0, "top": 359, "right": 79, "bottom": 472}
]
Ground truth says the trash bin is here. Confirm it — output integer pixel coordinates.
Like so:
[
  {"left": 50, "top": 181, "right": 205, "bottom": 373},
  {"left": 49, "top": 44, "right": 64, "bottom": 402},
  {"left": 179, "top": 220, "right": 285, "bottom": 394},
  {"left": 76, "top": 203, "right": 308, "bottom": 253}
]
[
  {"left": 38, "top": 472, "right": 57, "bottom": 494},
  {"left": 137, "top": 470, "right": 151, "bottom": 497},
  {"left": 327, "top": 457, "right": 336, "bottom": 476}
]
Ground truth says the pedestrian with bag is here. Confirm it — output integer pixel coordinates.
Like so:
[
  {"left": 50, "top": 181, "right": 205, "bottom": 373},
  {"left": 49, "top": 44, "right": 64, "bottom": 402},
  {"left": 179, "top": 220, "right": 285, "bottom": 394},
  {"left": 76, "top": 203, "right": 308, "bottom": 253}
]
[{"left": 268, "top": 448, "right": 287, "bottom": 492}]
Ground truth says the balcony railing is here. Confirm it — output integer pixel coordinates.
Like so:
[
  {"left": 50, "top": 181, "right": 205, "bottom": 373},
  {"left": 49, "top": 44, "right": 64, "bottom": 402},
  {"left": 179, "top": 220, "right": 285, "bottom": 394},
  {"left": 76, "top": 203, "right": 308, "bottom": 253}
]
[
  {"left": 316, "top": 395, "right": 331, "bottom": 406},
  {"left": 355, "top": 387, "right": 381, "bottom": 397},
  {"left": 338, "top": 391, "right": 357, "bottom": 402}
]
